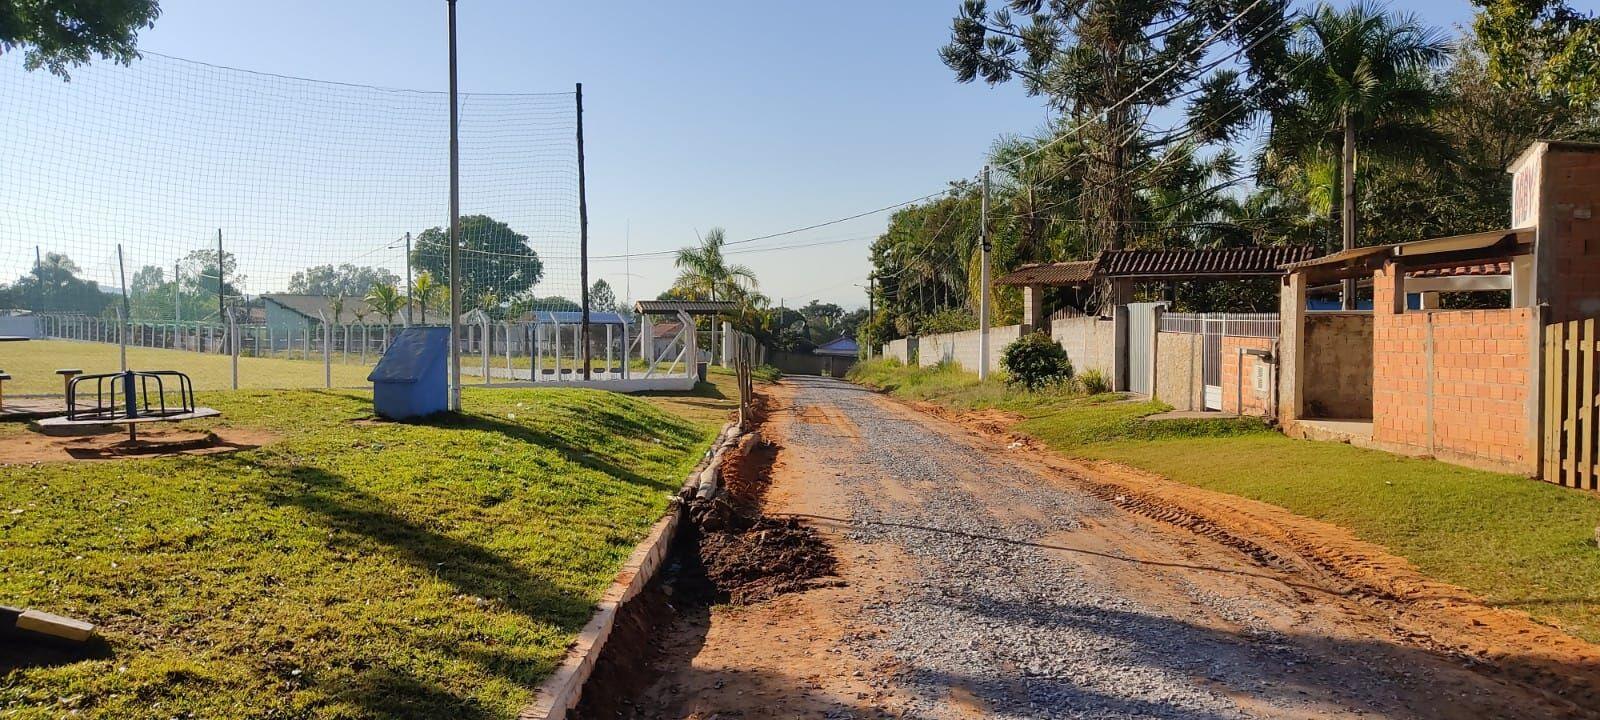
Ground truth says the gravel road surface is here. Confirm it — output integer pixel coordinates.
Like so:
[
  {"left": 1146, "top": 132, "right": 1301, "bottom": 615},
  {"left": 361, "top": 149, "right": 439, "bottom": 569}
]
[{"left": 619, "top": 376, "right": 1585, "bottom": 719}]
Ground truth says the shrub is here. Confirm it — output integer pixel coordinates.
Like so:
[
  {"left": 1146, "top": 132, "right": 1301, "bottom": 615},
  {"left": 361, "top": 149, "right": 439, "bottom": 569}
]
[
  {"left": 1000, "top": 332, "right": 1073, "bottom": 391},
  {"left": 920, "top": 308, "right": 979, "bottom": 334},
  {"left": 752, "top": 364, "right": 783, "bottom": 382},
  {"left": 1077, "top": 368, "right": 1111, "bottom": 395}
]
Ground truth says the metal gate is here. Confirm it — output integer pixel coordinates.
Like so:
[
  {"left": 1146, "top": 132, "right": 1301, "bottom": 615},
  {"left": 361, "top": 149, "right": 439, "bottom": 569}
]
[
  {"left": 1125, "top": 302, "right": 1164, "bottom": 396},
  {"left": 1202, "top": 316, "right": 1223, "bottom": 410}
]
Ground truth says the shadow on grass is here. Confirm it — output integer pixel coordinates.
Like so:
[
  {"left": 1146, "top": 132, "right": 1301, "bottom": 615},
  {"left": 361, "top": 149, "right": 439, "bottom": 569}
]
[
  {"left": 0, "top": 635, "right": 115, "bottom": 674},
  {"left": 427, "top": 412, "right": 686, "bottom": 494}
]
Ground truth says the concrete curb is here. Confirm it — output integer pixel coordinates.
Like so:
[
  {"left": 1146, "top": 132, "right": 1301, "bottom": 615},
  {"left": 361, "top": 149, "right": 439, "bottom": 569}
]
[{"left": 519, "top": 419, "right": 742, "bottom": 720}]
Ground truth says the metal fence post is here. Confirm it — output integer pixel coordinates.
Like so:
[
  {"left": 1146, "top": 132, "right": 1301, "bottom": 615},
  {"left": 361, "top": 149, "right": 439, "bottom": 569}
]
[{"left": 230, "top": 311, "right": 240, "bottom": 390}]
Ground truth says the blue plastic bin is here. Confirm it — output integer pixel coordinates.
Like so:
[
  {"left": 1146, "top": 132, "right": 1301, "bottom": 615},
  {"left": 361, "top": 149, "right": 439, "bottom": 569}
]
[{"left": 368, "top": 326, "right": 450, "bottom": 420}]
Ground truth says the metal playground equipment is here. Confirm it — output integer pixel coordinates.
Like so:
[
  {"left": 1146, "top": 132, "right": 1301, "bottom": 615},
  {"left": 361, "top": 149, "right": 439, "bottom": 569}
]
[{"left": 36, "top": 370, "right": 220, "bottom": 441}]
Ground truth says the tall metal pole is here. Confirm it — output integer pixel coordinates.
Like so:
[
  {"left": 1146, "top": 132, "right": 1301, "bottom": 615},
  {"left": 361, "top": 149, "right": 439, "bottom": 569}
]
[
  {"left": 405, "top": 231, "right": 414, "bottom": 326},
  {"left": 978, "top": 165, "right": 991, "bottom": 381},
  {"left": 117, "top": 244, "right": 130, "bottom": 372},
  {"left": 868, "top": 275, "right": 875, "bottom": 358},
  {"left": 34, "top": 246, "right": 41, "bottom": 271},
  {"left": 217, "top": 229, "right": 226, "bottom": 353},
  {"left": 576, "top": 82, "right": 592, "bottom": 381},
  {"left": 446, "top": 0, "right": 463, "bottom": 411},
  {"left": 173, "top": 261, "right": 181, "bottom": 327}
]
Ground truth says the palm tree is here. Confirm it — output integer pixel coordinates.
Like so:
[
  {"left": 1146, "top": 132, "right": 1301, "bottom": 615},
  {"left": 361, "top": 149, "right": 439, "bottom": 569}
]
[
  {"left": 365, "top": 282, "right": 404, "bottom": 348},
  {"left": 411, "top": 272, "right": 439, "bottom": 324},
  {"left": 328, "top": 294, "right": 347, "bottom": 359},
  {"left": 1281, "top": 0, "right": 1450, "bottom": 307},
  {"left": 673, "top": 227, "right": 759, "bottom": 304}
]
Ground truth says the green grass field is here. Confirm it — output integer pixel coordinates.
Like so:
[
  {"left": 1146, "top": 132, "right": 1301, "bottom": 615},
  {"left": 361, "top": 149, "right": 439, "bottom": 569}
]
[
  {"left": 848, "top": 358, "right": 1600, "bottom": 643},
  {"left": 0, "top": 340, "right": 374, "bottom": 394},
  {"left": 0, "top": 383, "right": 727, "bottom": 719}
]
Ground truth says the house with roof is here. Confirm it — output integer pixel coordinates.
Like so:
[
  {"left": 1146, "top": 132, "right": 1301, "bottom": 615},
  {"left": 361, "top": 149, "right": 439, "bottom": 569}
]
[{"left": 260, "top": 294, "right": 374, "bottom": 334}]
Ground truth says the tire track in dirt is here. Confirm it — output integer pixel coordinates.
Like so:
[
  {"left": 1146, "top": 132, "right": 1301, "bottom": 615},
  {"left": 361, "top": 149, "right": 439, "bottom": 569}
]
[{"left": 908, "top": 396, "right": 1600, "bottom": 716}]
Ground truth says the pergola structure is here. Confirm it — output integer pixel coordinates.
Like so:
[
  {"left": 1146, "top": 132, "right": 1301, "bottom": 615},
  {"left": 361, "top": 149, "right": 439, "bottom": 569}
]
[
  {"left": 633, "top": 300, "right": 737, "bottom": 378},
  {"left": 996, "top": 246, "right": 1316, "bottom": 333}
]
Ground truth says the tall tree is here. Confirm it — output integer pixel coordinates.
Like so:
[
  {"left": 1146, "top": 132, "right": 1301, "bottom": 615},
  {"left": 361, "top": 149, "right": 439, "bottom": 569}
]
[
  {"left": 0, "top": 0, "right": 160, "bottom": 78},
  {"left": 672, "top": 228, "right": 759, "bottom": 303},
  {"left": 942, "top": 0, "right": 1290, "bottom": 253},
  {"left": 0, "top": 252, "right": 111, "bottom": 315},
  {"left": 1473, "top": 0, "right": 1599, "bottom": 111},
  {"left": 1275, "top": 0, "right": 1449, "bottom": 307},
  {"left": 288, "top": 263, "right": 400, "bottom": 298},
  {"left": 589, "top": 278, "right": 617, "bottom": 313},
  {"left": 412, "top": 215, "right": 543, "bottom": 314}
]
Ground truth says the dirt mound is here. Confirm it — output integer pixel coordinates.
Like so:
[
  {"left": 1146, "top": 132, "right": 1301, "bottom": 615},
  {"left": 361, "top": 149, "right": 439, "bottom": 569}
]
[{"left": 690, "top": 496, "right": 838, "bottom": 605}]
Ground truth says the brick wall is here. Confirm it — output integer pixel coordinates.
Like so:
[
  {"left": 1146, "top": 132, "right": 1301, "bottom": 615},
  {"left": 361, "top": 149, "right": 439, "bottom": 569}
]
[
  {"left": 1303, "top": 313, "right": 1374, "bottom": 418},
  {"left": 1541, "top": 148, "right": 1600, "bottom": 322},
  {"left": 1219, "top": 336, "right": 1274, "bottom": 417},
  {"left": 1372, "top": 263, "right": 1535, "bottom": 471}
]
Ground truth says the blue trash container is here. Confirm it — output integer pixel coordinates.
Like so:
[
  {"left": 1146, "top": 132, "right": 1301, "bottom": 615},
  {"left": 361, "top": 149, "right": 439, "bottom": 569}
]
[{"left": 368, "top": 326, "right": 450, "bottom": 420}]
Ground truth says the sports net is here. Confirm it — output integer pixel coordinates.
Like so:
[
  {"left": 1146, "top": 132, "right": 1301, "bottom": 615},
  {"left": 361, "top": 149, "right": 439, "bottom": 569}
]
[{"left": 0, "top": 52, "right": 584, "bottom": 390}]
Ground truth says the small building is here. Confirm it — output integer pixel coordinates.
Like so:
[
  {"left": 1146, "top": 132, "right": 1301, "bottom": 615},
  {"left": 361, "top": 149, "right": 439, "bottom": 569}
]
[
  {"left": 999, "top": 246, "right": 1316, "bottom": 334},
  {"left": 813, "top": 336, "right": 859, "bottom": 357},
  {"left": 260, "top": 294, "right": 372, "bottom": 333},
  {"left": 1278, "top": 140, "right": 1600, "bottom": 480}
]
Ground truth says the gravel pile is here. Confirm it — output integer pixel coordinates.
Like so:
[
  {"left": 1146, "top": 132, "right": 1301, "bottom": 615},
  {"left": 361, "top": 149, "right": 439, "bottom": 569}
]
[{"left": 782, "top": 377, "right": 1348, "bottom": 720}]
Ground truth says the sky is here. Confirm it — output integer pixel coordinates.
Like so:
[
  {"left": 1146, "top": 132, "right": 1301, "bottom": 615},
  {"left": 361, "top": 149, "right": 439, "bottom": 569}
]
[{"left": 3, "top": 0, "right": 1483, "bottom": 311}]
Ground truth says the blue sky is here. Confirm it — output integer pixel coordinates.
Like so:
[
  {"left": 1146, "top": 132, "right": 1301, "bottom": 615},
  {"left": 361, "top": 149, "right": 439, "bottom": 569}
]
[{"left": 3, "top": 0, "right": 1482, "bottom": 310}]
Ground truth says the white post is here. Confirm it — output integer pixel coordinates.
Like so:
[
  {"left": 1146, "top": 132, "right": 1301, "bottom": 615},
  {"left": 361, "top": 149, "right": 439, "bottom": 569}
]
[
  {"left": 978, "top": 164, "right": 991, "bottom": 381},
  {"left": 621, "top": 320, "right": 631, "bottom": 379},
  {"left": 555, "top": 322, "right": 563, "bottom": 379},
  {"left": 320, "top": 311, "right": 331, "bottom": 389},
  {"left": 230, "top": 311, "right": 240, "bottom": 390},
  {"left": 504, "top": 322, "right": 513, "bottom": 380},
  {"left": 605, "top": 324, "right": 614, "bottom": 377},
  {"left": 480, "top": 316, "right": 491, "bottom": 386}
]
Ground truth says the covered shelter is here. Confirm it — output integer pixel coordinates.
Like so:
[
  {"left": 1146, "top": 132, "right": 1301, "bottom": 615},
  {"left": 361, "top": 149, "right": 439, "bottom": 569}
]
[
  {"left": 996, "top": 246, "right": 1315, "bottom": 334},
  {"left": 633, "top": 300, "right": 737, "bottom": 379}
]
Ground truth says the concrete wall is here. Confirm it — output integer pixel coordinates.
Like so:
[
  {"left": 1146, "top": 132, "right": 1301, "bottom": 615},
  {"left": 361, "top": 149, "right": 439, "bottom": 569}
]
[
  {"left": 1052, "top": 316, "right": 1117, "bottom": 379},
  {"left": 0, "top": 314, "right": 40, "bottom": 338},
  {"left": 882, "top": 337, "right": 914, "bottom": 365},
  {"left": 918, "top": 325, "right": 1021, "bottom": 374},
  {"left": 1373, "top": 263, "right": 1536, "bottom": 473},
  {"left": 1154, "top": 331, "right": 1203, "bottom": 411},
  {"left": 1302, "top": 312, "right": 1374, "bottom": 419}
]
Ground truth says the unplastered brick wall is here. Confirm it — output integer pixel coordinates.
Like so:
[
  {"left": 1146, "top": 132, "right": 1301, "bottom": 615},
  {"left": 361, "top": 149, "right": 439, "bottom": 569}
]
[
  {"left": 1371, "top": 264, "right": 1534, "bottom": 472},
  {"left": 1052, "top": 316, "right": 1117, "bottom": 378},
  {"left": 918, "top": 325, "right": 1021, "bottom": 374},
  {"left": 1542, "top": 147, "right": 1600, "bottom": 323},
  {"left": 1219, "top": 336, "right": 1274, "bottom": 417}
]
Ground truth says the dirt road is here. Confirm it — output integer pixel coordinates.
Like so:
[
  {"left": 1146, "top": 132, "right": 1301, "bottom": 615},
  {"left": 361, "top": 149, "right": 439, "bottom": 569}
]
[{"left": 618, "top": 376, "right": 1597, "bottom": 719}]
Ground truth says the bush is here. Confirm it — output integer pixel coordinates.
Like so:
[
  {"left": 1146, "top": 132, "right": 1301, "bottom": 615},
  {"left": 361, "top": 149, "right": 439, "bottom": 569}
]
[
  {"left": 752, "top": 364, "right": 783, "bottom": 382},
  {"left": 920, "top": 308, "right": 979, "bottom": 334},
  {"left": 1000, "top": 332, "right": 1073, "bottom": 391},
  {"left": 1077, "top": 368, "right": 1111, "bottom": 394}
]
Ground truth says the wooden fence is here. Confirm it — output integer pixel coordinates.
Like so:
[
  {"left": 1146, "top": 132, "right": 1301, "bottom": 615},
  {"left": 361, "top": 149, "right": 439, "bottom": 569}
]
[
  {"left": 727, "top": 329, "right": 759, "bottom": 431},
  {"left": 1544, "top": 318, "right": 1600, "bottom": 489}
]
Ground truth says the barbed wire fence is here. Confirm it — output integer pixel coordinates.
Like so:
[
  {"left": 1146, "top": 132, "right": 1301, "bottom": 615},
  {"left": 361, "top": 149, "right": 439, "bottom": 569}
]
[{"left": 0, "top": 51, "right": 613, "bottom": 393}]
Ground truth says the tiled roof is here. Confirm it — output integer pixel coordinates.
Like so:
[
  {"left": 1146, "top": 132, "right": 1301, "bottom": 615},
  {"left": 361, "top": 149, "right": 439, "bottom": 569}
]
[
  {"left": 995, "top": 260, "right": 1097, "bottom": 286},
  {"left": 1097, "top": 246, "right": 1316, "bottom": 277},
  {"left": 1408, "top": 261, "right": 1512, "bottom": 278},
  {"left": 634, "top": 300, "right": 738, "bottom": 315}
]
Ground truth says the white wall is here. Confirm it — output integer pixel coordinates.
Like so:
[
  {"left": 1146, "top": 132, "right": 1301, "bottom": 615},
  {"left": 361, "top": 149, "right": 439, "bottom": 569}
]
[
  {"left": 917, "top": 325, "right": 1021, "bottom": 374},
  {"left": 1051, "top": 316, "right": 1116, "bottom": 378}
]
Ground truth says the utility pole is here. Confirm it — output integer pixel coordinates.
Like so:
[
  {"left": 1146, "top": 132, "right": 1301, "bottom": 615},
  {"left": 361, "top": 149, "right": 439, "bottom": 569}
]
[
  {"left": 577, "top": 82, "right": 592, "bottom": 381},
  {"left": 34, "top": 246, "right": 41, "bottom": 271},
  {"left": 867, "top": 276, "right": 875, "bottom": 359},
  {"left": 117, "top": 244, "right": 129, "bottom": 372},
  {"left": 174, "top": 261, "right": 181, "bottom": 325},
  {"left": 978, "top": 165, "right": 991, "bottom": 381},
  {"left": 446, "top": 0, "right": 463, "bottom": 411}
]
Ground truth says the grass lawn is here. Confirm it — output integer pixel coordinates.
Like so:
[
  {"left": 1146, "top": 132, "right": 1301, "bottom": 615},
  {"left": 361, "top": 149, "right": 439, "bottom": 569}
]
[
  {"left": 0, "top": 383, "right": 726, "bottom": 719},
  {"left": 0, "top": 340, "right": 373, "bottom": 394},
  {"left": 849, "top": 358, "right": 1600, "bottom": 643}
]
